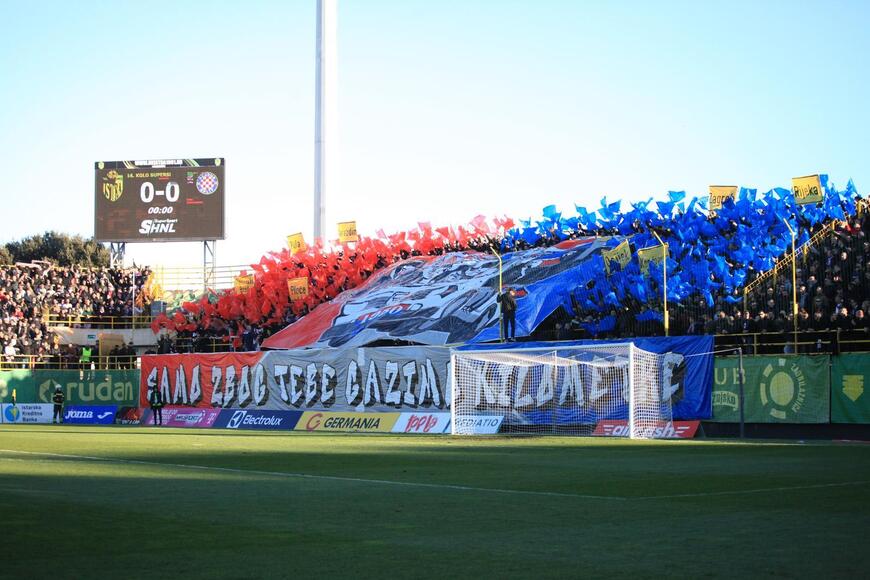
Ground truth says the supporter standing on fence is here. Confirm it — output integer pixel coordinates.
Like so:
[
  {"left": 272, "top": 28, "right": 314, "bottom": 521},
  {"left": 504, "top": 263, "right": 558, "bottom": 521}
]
[
  {"left": 148, "top": 387, "right": 164, "bottom": 426},
  {"left": 497, "top": 287, "right": 518, "bottom": 342},
  {"left": 52, "top": 386, "right": 65, "bottom": 424}
]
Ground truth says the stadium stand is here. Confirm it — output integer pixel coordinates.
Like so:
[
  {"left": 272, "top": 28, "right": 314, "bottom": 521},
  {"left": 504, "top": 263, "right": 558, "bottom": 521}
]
[
  {"left": 148, "top": 177, "right": 866, "bottom": 354},
  {"left": 3, "top": 179, "right": 866, "bottom": 358},
  {"left": 0, "top": 263, "right": 149, "bottom": 368}
]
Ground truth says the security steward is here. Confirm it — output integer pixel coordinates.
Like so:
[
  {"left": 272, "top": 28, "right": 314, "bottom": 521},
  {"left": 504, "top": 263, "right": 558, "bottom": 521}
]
[
  {"left": 52, "top": 386, "right": 65, "bottom": 424},
  {"left": 148, "top": 387, "right": 164, "bottom": 426},
  {"left": 497, "top": 287, "right": 518, "bottom": 342}
]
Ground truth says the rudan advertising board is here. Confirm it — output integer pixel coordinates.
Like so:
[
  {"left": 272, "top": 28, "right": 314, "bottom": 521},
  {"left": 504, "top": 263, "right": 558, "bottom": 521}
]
[{"left": 0, "top": 369, "right": 139, "bottom": 406}]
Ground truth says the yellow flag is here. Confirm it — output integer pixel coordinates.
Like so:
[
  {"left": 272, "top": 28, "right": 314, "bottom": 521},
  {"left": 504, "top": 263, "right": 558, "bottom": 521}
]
[
  {"left": 602, "top": 240, "right": 631, "bottom": 275},
  {"left": 287, "top": 277, "right": 309, "bottom": 300},
  {"left": 792, "top": 174, "right": 823, "bottom": 205},
  {"left": 286, "top": 233, "right": 306, "bottom": 255},
  {"left": 338, "top": 221, "right": 359, "bottom": 243},
  {"left": 234, "top": 274, "right": 255, "bottom": 294},
  {"left": 708, "top": 185, "right": 737, "bottom": 211},
  {"left": 637, "top": 243, "right": 668, "bottom": 276}
]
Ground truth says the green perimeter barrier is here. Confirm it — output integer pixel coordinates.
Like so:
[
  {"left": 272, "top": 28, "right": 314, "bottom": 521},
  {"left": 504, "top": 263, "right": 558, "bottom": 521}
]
[
  {"left": 0, "top": 370, "right": 139, "bottom": 406},
  {"left": 1, "top": 356, "right": 866, "bottom": 424},
  {"left": 831, "top": 353, "right": 870, "bottom": 424},
  {"left": 712, "top": 355, "right": 830, "bottom": 423}
]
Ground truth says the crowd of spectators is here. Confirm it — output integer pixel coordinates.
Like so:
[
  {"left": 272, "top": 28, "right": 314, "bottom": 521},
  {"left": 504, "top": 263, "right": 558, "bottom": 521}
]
[
  {"left": 0, "top": 263, "right": 149, "bottom": 367},
  {"left": 541, "top": 208, "right": 869, "bottom": 352}
]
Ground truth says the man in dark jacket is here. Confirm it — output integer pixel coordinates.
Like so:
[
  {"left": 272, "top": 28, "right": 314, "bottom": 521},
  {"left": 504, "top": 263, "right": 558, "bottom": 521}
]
[
  {"left": 148, "top": 387, "right": 164, "bottom": 426},
  {"left": 52, "top": 386, "right": 65, "bottom": 424},
  {"left": 497, "top": 288, "right": 518, "bottom": 342}
]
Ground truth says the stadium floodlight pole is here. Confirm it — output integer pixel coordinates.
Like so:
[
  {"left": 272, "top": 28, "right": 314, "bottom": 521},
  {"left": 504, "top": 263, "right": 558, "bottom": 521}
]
[
  {"left": 313, "top": 0, "right": 336, "bottom": 242},
  {"left": 650, "top": 230, "right": 669, "bottom": 336},
  {"left": 489, "top": 243, "right": 504, "bottom": 342},
  {"left": 738, "top": 346, "right": 746, "bottom": 439},
  {"left": 781, "top": 217, "right": 799, "bottom": 352}
]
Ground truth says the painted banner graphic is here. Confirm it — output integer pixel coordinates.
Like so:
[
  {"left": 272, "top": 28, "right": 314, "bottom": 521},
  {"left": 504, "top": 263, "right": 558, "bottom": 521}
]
[
  {"left": 711, "top": 355, "right": 829, "bottom": 423},
  {"left": 831, "top": 353, "right": 870, "bottom": 424},
  {"left": 62, "top": 405, "right": 118, "bottom": 425},
  {"left": 262, "top": 237, "right": 617, "bottom": 349}
]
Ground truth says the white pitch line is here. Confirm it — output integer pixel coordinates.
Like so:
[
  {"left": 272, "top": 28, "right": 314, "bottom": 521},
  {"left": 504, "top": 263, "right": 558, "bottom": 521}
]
[
  {"left": 0, "top": 449, "right": 624, "bottom": 502},
  {"left": 633, "top": 480, "right": 870, "bottom": 500},
  {"left": 2, "top": 449, "right": 867, "bottom": 502}
]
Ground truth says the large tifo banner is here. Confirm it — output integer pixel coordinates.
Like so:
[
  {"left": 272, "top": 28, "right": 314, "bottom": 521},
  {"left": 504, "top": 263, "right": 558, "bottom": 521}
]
[
  {"left": 831, "top": 353, "right": 870, "bottom": 424},
  {"left": 140, "top": 336, "right": 713, "bottom": 429},
  {"left": 262, "top": 238, "right": 615, "bottom": 350},
  {"left": 0, "top": 370, "right": 139, "bottom": 406},
  {"left": 140, "top": 347, "right": 453, "bottom": 413},
  {"left": 454, "top": 336, "right": 714, "bottom": 423},
  {"left": 711, "top": 355, "right": 829, "bottom": 423}
]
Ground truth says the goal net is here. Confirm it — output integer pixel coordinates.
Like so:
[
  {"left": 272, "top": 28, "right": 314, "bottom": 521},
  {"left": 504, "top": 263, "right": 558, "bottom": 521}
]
[{"left": 450, "top": 343, "right": 673, "bottom": 438}]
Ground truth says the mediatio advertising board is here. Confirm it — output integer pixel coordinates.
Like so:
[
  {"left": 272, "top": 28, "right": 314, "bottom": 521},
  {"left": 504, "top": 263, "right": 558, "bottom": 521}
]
[{"left": 94, "top": 158, "right": 225, "bottom": 242}]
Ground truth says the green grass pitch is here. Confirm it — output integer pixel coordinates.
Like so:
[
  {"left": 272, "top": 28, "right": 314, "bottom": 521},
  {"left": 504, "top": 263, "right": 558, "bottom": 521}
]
[{"left": 1, "top": 425, "right": 868, "bottom": 579}]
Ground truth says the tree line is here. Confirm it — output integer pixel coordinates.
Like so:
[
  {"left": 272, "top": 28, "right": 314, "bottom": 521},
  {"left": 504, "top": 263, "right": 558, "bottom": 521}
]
[{"left": 0, "top": 232, "right": 110, "bottom": 267}]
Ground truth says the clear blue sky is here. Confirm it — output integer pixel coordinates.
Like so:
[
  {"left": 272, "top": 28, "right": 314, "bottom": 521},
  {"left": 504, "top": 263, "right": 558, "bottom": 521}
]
[{"left": 1, "top": 0, "right": 868, "bottom": 267}]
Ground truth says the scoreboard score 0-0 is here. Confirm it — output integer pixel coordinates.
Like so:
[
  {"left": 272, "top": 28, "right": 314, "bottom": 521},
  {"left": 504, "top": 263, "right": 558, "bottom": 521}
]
[{"left": 94, "top": 158, "right": 225, "bottom": 242}]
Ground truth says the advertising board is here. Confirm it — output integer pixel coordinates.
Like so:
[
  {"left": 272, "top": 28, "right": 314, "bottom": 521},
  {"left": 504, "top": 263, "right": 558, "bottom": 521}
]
[
  {"left": 296, "top": 411, "right": 399, "bottom": 432},
  {"left": 140, "top": 407, "right": 222, "bottom": 428},
  {"left": 213, "top": 409, "right": 303, "bottom": 430},
  {"left": 1, "top": 403, "right": 53, "bottom": 424},
  {"left": 392, "top": 412, "right": 451, "bottom": 434},
  {"left": 62, "top": 405, "right": 118, "bottom": 425},
  {"left": 592, "top": 420, "right": 700, "bottom": 438}
]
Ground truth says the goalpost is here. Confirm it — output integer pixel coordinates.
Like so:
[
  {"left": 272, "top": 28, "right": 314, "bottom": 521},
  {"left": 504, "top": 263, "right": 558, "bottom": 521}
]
[{"left": 450, "top": 342, "right": 674, "bottom": 439}]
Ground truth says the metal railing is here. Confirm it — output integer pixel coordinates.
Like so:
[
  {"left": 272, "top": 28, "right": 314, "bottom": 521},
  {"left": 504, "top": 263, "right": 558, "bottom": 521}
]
[
  {"left": 150, "top": 264, "right": 252, "bottom": 293},
  {"left": 713, "top": 329, "right": 870, "bottom": 354},
  {"left": 742, "top": 220, "right": 837, "bottom": 304},
  {"left": 44, "top": 314, "right": 155, "bottom": 330},
  {"left": 0, "top": 355, "right": 139, "bottom": 371}
]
